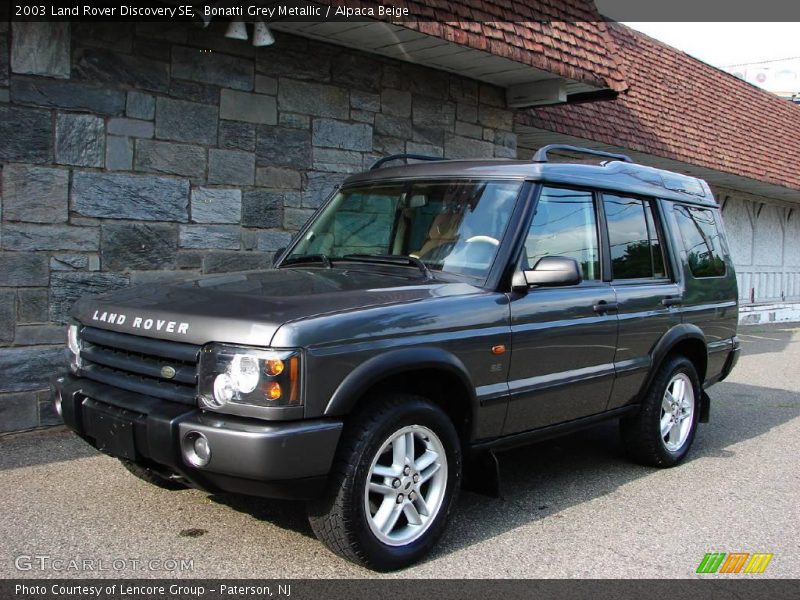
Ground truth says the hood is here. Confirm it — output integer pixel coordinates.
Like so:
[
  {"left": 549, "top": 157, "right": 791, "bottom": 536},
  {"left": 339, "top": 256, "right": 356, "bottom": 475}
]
[{"left": 72, "top": 267, "right": 476, "bottom": 346}]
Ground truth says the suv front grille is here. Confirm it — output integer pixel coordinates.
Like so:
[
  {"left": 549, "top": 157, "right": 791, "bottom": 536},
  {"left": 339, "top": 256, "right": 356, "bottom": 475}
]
[{"left": 79, "top": 326, "right": 201, "bottom": 405}]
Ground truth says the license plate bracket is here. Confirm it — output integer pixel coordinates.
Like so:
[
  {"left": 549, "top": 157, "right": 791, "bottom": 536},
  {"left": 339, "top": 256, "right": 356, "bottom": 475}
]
[{"left": 83, "top": 400, "right": 137, "bottom": 460}]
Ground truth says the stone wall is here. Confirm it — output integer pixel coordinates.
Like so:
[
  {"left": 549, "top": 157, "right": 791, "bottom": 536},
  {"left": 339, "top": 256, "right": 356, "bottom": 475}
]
[{"left": 0, "top": 21, "right": 517, "bottom": 433}]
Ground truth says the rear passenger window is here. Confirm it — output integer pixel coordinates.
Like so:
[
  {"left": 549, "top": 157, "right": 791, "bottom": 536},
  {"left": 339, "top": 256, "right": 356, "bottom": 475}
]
[
  {"left": 603, "top": 194, "right": 668, "bottom": 280},
  {"left": 525, "top": 187, "right": 600, "bottom": 280},
  {"left": 674, "top": 205, "right": 727, "bottom": 277}
]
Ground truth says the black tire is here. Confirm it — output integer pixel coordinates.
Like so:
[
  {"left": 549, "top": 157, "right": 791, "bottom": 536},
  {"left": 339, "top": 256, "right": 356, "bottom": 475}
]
[
  {"left": 620, "top": 355, "right": 701, "bottom": 467},
  {"left": 307, "top": 394, "right": 462, "bottom": 571},
  {"left": 118, "top": 459, "right": 186, "bottom": 491}
]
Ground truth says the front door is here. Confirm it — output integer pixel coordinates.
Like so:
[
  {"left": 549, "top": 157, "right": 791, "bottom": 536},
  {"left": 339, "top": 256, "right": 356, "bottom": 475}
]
[{"left": 503, "top": 186, "right": 618, "bottom": 435}]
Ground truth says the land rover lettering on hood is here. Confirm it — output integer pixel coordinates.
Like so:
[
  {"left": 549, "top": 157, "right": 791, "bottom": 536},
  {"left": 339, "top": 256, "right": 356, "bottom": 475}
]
[{"left": 90, "top": 310, "right": 190, "bottom": 335}]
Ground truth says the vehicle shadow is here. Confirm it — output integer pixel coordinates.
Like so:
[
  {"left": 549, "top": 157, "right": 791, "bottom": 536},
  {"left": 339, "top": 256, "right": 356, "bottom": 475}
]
[
  {"left": 433, "top": 380, "right": 799, "bottom": 560},
  {"left": 208, "top": 493, "right": 316, "bottom": 539},
  {"left": 200, "top": 380, "right": 799, "bottom": 556}
]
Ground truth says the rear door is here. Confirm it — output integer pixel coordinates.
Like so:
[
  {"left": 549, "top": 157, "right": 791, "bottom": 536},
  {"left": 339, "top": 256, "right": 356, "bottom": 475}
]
[
  {"left": 602, "top": 194, "right": 683, "bottom": 409},
  {"left": 670, "top": 204, "right": 738, "bottom": 381},
  {"left": 503, "top": 186, "right": 618, "bottom": 435}
]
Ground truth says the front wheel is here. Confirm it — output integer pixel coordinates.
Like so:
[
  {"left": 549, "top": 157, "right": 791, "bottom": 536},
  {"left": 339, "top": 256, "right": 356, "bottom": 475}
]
[
  {"left": 308, "top": 394, "right": 461, "bottom": 571},
  {"left": 621, "top": 355, "right": 701, "bottom": 467}
]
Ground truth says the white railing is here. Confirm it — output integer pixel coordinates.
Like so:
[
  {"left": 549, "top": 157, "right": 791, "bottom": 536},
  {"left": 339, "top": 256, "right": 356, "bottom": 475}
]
[{"left": 736, "top": 267, "right": 800, "bottom": 303}]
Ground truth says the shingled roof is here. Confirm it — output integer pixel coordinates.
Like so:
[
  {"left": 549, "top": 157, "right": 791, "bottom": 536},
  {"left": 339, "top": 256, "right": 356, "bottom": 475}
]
[
  {"left": 520, "top": 22, "right": 800, "bottom": 193},
  {"left": 317, "top": 0, "right": 627, "bottom": 92}
]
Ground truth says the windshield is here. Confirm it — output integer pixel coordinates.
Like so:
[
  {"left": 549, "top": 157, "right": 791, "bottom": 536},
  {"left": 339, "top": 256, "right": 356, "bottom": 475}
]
[{"left": 283, "top": 179, "right": 522, "bottom": 281}]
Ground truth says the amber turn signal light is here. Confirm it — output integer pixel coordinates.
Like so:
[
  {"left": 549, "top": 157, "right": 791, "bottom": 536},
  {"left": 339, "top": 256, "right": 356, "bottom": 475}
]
[
  {"left": 265, "top": 381, "right": 282, "bottom": 400},
  {"left": 265, "top": 358, "right": 285, "bottom": 376}
]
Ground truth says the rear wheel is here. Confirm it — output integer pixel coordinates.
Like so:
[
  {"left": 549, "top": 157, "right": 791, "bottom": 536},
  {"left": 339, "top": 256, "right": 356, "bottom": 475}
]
[
  {"left": 308, "top": 394, "right": 461, "bottom": 571},
  {"left": 621, "top": 355, "right": 700, "bottom": 467}
]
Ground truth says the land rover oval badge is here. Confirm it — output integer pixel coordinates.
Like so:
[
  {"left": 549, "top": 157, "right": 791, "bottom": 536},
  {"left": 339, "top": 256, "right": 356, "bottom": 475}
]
[{"left": 161, "top": 365, "right": 176, "bottom": 379}]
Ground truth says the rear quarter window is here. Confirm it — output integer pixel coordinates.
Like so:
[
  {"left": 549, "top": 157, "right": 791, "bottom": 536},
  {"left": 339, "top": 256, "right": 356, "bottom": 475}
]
[{"left": 673, "top": 205, "right": 727, "bottom": 278}]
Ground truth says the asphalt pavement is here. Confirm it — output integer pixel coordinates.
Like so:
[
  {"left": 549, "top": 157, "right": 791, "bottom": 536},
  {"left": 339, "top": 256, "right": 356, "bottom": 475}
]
[{"left": 1, "top": 324, "right": 798, "bottom": 578}]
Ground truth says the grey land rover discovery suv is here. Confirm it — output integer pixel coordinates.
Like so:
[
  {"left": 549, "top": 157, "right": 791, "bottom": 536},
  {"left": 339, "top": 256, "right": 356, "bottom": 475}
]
[{"left": 54, "top": 145, "right": 740, "bottom": 570}]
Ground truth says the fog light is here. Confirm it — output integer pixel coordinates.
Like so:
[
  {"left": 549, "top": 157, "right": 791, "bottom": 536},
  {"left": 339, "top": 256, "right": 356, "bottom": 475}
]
[
  {"left": 183, "top": 432, "right": 211, "bottom": 467},
  {"left": 194, "top": 436, "right": 210, "bottom": 463}
]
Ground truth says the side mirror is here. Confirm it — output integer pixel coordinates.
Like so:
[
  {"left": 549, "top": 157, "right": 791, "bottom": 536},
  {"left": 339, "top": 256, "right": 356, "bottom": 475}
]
[{"left": 513, "top": 256, "right": 582, "bottom": 290}]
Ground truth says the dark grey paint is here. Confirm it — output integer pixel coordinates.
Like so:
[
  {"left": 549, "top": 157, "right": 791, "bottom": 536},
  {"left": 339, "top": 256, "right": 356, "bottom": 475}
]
[
  {"left": 55, "top": 374, "right": 340, "bottom": 498},
  {"left": 607, "top": 280, "right": 682, "bottom": 409},
  {"left": 177, "top": 416, "right": 342, "bottom": 481},
  {"left": 504, "top": 284, "right": 618, "bottom": 434},
  {"left": 73, "top": 268, "right": 458, "bottom": 347},
  {"left": 62, "top": 156, "right": 740, "bottom": 496}
]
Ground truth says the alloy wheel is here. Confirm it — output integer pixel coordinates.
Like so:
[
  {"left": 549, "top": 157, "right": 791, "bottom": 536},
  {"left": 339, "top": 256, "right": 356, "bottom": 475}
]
[
  {"left": 363, "top": 425, "right": 448, "bottom": 546},
  {"left": 660, "top": 372, "right": 695, "bottom": 452}
]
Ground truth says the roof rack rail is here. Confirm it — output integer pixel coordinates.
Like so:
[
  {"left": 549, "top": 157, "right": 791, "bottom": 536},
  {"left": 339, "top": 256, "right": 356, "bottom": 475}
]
[
  {"left": 370, "top": 154, "right": 445, "bottom": 170},
  {"left": 532, "top": 144, "right": 633, "bottom": 164}
]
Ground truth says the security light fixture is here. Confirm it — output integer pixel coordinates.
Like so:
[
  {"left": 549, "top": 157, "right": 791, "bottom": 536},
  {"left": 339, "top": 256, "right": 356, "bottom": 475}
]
[
  {"left": 224, "top": 19, "right": 248, "bottom": 41},
  {"left": 224, "top": 19, "right": 275, "bottom": 47},
  {"left": 252, "top": 21, "right": 275, "bottom": 47}
]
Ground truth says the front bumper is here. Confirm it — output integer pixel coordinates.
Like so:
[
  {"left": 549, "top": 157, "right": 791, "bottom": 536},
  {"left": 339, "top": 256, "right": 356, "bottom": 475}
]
[{"left": 53, "top": 374, "right": 342, "bottom": 499}]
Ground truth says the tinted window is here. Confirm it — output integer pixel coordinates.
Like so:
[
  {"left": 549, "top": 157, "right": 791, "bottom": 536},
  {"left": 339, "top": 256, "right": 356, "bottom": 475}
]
[
  {"left": 286, "top": 179, "right": 521, "bottom": 281},
  {"left": 603, "top": 194, "right": 668, "bottom": 280},
  {"left": 674, "top": 205, "right": 726, "bottom": 277},
  {"left": 524, "top": 187, "right": 600, "bottom": 281}
]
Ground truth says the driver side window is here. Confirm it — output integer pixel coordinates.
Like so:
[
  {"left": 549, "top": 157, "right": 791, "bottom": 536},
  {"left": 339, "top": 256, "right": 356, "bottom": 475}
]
[{"left": 524, "top": 187, "right": 600, "bottom": 281}]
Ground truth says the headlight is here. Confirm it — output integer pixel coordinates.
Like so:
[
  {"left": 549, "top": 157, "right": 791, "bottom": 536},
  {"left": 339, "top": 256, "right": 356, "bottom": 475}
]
[
  {"left": 66, "top": 324, "right": 82, "bottom": 372},
  {"left": 198, "top": 344, "right": 301, "bottom": 410}
]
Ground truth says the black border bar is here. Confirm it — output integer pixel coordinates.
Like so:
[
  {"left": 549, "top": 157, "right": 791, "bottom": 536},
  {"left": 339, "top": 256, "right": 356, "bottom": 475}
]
[
  {"left": 4, "top": 0, "right": 800, "bottom": 22},
  {"left": 5, "top": 579, "right": 800, "bottom": 600}
]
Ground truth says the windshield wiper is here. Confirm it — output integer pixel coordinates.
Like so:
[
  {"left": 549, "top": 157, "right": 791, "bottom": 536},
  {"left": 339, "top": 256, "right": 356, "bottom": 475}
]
[
  {"left": 280, "top": 254, "right": 332, "bottom": 268},
  {"left": 339, "top": 254, "right": 433, "bottom": 280}
]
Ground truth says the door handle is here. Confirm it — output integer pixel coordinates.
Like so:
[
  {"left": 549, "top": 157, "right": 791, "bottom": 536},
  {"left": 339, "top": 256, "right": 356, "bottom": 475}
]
[
  {"left": 661, "top": 296, "right": 683, "bottom": 307},
  {"left": 593, "top": 301, "right": 619, "bottom": 314}
]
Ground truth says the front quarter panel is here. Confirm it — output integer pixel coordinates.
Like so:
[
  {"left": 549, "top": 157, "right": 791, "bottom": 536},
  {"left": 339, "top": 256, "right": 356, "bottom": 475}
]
[{"left": 273, "top": 288, "right": 512, "bottom": 440}]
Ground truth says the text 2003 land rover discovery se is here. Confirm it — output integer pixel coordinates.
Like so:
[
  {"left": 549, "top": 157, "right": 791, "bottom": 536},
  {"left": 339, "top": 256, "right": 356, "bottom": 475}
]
[{"left": 54, "top": 145, "right": 740, "bottom": 570}]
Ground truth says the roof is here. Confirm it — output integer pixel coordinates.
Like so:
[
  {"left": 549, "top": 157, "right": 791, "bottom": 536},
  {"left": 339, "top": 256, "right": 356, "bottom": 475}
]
[
  {"left": 314, "top": 0, "right": 627, "bottom": 93},
  {"left": 520, "top": 22, "right": 800, "bottom": 193},
  {"left": 343, "top": 157, "right": 717, "bottom": 206}
]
